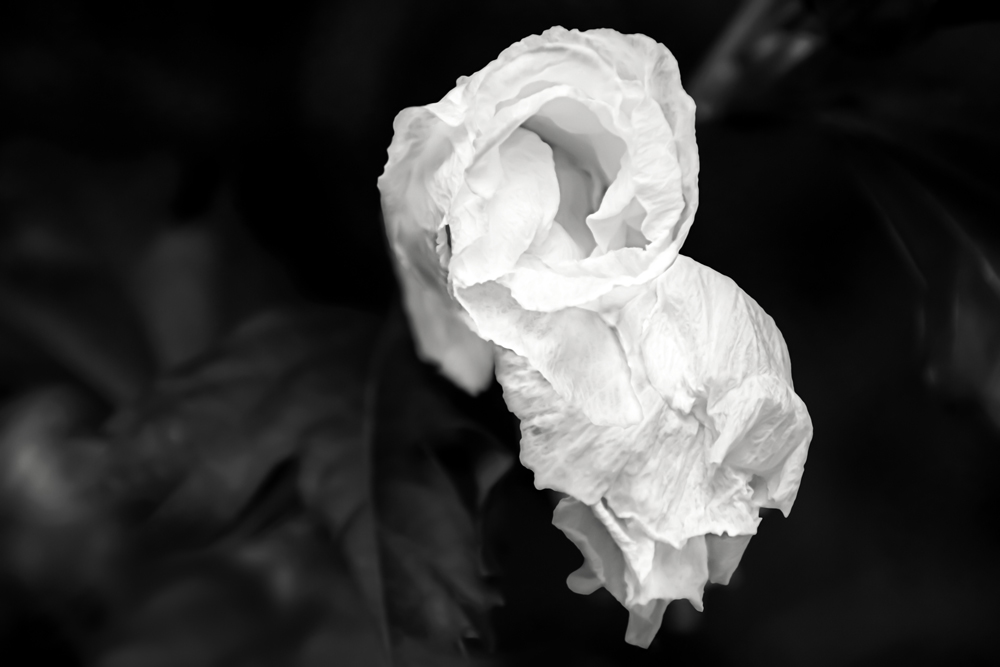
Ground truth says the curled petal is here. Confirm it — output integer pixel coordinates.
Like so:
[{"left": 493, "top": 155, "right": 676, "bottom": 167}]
[
  {"left": 553, "top": 497, "right": 719, "bottom": 649},
  {"left": 497, "top": 343, "right": 762, "bottom": 546},
  {"left": 395, "top": 260, "right": 495, "bottom": 394},
  {"left": 379, "top": 26, "right": 811, "bottom": 653},
  {"left": 497, "top": 256, "right": 811, "bottom": 646},
  {"left": 706, "top": 533, "right": 752, "bottom": 585},
  {"left": 553, "top": 496, "right": 629, "bottom": 601},
  {"left": 448, "top": 128, "right": 560, "bottom": 286},
  {"left": 378, "top": 108, "right": 494, "bottom": 392},
  {"left": 379, "top": 26, "right": 810, "bottom": 652},
  {"left": 445, "top": 27, "right": 699, "bottom": 311},
  {"left": 636, "top": 255, "right": 813, "bottom": 518},
  {"left": 379, "top": 27, "right": 703, "bottom": 394},
  {"left": 496, "top": 349, "right": 641, "bottom": 499},
  {"left": 493, "top": 85, "right": 695, "bottom": 310}
]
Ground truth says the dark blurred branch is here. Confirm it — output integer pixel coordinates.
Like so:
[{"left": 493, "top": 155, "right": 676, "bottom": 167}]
[{"left": 690, "top": 0, "right": 822, "bottom": 122}]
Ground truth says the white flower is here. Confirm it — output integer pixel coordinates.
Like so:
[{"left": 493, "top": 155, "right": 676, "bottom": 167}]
[
  {"left": 378, "top": 26, "right": 697, "bottom": 412},
  {"left": 497, "top": 255, "right": 811, "bottom": 646},
  {"left": 378, "top": 26, "right": 812, "bottom": 648}
]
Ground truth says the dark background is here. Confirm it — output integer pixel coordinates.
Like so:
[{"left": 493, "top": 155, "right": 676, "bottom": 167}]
[{"left": 1, "top": 1, "right": 998, "bottom": 665}]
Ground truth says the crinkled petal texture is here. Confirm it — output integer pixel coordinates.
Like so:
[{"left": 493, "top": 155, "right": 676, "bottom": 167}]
[
  {"left": 378, "top": 27, "right": 698, "bottom": 419},
  {"left": 496, "top": 256, "right": 812, "bottom": 647},
  {"left": 378, "top": 27, "right": 812, "bottom": 648},
  {"left": 379, "top": 108, "right": 495, "bottom": 393}
]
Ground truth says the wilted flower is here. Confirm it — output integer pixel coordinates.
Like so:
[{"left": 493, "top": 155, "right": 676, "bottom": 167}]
[
  {"left": 378, "top": 26, "right": 812, "bottom": 647},
  {"left": 378, "top": 26, "right": 697, "bottom": 400},
  {"left": 497, "top": 255, "right": 810, "bottom": 644}
]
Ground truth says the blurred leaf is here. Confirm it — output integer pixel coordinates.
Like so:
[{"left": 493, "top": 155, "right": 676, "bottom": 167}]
[
  {"left": 97, "top": 304, "right": 508, "bottom": 663},
  {"left": 98, "top": 519, "right": 386, "bottom": 667},
  {"left": 366, "top": 311, "right": 508, "bottom": 648},
  {"left": 373, "top": 311, "right": 511, "bottom": 514},
  {"left": 819, "top": 111, "right": 1000, "bottom": 227},
  {"left": 841, "top": 141, "right": 1000, "bottom": 428},
  {"left": 0, "top": 139, "right": 294, "bottom": 405},
  {"left": 0, "top": 139, "right": 159, "bottom": 402},
  {"left": 0, "top": 386, "right": 115, "bottom": 594},
  {"left": 0, "top": 274, "right": 150, "bottom": 407},
  {"left": 106, "top": 308, "right": 380, "bottom": 549},
  {"left": 98, "top": 561, "right": 281, "bottom": 667}
]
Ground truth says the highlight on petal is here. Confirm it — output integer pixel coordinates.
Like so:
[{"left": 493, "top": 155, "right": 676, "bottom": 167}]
[
  {"left": 380, "top": 27, "right": 703, "bottom": 394},
  {"left": 495, "top": 347, "right": 643, "bottom": 500},
  {"left": 636, "top": 255, "right": 813, "bottom": 519},
  {"left": 706, "top": 533, "right": 753, "bottom": 585},
  {"left": 377, "top": 25, "right": 813, "bottom": 651},
  {"left": 378, "top": 107, "right": 494, "bottom": 392},
  {"left": 442, "top": 27, "right": 699, "bottom": 312},
  {"left": 553, "top": 496, "right": 629, "bottom": 601},
  {"left": 552, "top": 496, "right": 720, "bottom": 649},
  {"left": 489, "top": 82, "right": 695, "bottom": 311},
  {"left": 496, "top": 343, "right": 764, "bottom": 546},
  {"left": 395, "top": 258, "right": 495, "bottom": 394},
  {"left": 494, "top": 257, "right": 811, "bottom": 546},
  {"left": 461, "top": 282, "right": 642, "bottom": 427},
  {"left": 495, "top": 256, "right": 812, "bottom": 646},
  {"left": 448, "top": 128, "right": 560, "bottom": 287}
]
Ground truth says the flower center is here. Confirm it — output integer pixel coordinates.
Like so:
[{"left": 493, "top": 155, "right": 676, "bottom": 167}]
[
  {"left": 549, "top": 142, "right": 599, "bottom": 256},
  {"left": 519, "top": 97, "right": 648, "bottom": 260}
]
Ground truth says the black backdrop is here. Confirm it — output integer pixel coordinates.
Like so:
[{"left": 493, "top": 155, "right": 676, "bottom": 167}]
[{"left": 1, "top": 1, "right": 998, "bottom": 665}]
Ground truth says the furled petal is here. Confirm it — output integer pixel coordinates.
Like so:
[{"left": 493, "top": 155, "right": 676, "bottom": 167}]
[
  {"left": 553, "top": 496, "right": 629, "bottom": 601},
  {"left": 445, "top": 27, "right": 699, "bottom": 311},
  {"left": 497, "top": 255, "right": 812, "bottom": 646},
  {"left": 448, "top": 128, "right": 560, "bottom": 286},
  {"left": 496, "top": 346, "right": 647, "bottom": 500},
  {"left": 379, "top": 28, "right": 704, "bottom": 394},
  {"left": 461, "top": 283, "right": 642, "bottom": 426},
  {"left": 625, "top": 600, "right": 669, "bottom": 649},
  {"left": 636, "top": 255, "right": 813, "bottom": 518},
  {"left": 552, "top": 496, "right": 714, "bottom": 649},
  {"left": 706, "top": 533, "right": 753, "bottom": 585},
  {"left": 394, "top": 259, "right": 495, "bottom": 394},
  {"left": 379, "top": 26, "right": 811, "bottom": 652},
  {"left": 492, "top": 84, "right": 694, "bottom": 310},
  {"left": 497, "top": 342, "right": 765, "bottom": 546},
  {"left": 378, "top": 108, "right": 494, "bottom": 392}
]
